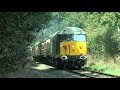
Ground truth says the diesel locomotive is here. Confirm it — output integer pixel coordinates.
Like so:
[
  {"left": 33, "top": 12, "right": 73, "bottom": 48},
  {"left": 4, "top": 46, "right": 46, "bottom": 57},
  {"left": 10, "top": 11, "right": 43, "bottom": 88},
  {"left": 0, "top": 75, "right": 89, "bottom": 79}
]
[{"left": 32, "top": 27, "right": 87, "bottom": 69}]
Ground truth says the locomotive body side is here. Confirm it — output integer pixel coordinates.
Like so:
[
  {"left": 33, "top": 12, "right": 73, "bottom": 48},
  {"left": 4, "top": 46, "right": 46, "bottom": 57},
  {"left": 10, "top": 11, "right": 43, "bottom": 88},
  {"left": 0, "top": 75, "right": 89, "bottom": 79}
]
[
  {"left": 32, "top": 43, "right": 42, "bottom": 61},
  {"left": 38, "top": 31, "right": 59, "bottom": 63}
]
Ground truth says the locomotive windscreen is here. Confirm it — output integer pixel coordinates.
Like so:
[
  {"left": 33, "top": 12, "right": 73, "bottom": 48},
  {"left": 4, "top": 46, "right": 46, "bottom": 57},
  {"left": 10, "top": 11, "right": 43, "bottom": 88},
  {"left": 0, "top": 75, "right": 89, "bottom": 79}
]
[{"left": 59, "top": 34, "right": 86, "bottom": 42}]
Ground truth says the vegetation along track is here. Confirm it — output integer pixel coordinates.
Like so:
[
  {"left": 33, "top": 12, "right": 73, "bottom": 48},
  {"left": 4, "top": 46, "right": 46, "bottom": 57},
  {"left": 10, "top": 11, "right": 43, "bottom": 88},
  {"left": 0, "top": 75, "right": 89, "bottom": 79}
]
[{"left": 65, "top": 69, "right": 120, "bottom": 78}]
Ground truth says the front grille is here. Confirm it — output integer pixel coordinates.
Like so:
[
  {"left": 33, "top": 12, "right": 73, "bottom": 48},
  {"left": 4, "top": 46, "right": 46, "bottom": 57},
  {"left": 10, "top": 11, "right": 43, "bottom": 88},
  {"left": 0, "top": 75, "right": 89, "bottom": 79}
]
[{"left": 67, "top": 56, "right": 80, "bottom": 61}]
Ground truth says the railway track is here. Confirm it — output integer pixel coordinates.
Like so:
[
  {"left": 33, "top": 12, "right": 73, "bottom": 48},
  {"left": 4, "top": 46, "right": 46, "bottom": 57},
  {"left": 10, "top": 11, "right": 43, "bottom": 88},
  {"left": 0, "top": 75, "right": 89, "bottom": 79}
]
[
  {"left": 38, "top": 62, "right": 120, "bottom": 78},
  {"left": 66, "top": 69, "right": 120, "bottom": 78}
]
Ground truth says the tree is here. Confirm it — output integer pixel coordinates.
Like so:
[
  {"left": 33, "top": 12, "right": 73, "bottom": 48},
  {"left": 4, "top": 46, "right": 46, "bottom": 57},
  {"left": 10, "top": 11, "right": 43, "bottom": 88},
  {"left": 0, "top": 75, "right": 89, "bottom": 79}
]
[{"left": 0, "top": 12, "right": 52, "bottom": 72}]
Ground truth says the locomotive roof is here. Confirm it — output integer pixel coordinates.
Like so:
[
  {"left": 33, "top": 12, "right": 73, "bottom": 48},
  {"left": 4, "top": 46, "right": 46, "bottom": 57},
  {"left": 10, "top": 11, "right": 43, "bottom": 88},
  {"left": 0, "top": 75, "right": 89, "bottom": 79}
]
[
  {"left": 58, "top": 27, "right": 85, "bottom": 34},
  {"left": 48, "top": 31, "right": 59, "bottom": 39},
  {"left": 39, "top": 27, "right": 85, "bottom": 44},
  {"left": 41, "top": 31, "right": 59, "bottom": 42}
]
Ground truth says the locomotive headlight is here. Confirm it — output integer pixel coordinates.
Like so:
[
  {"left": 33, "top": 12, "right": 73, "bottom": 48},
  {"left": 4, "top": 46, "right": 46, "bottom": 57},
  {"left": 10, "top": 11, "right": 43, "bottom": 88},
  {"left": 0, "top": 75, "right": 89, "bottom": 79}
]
[
  {"left": 61, "top": 56, "right": 68, "bottom": 60},
  {"left": 79, "top": 56, "right": 87, "bottom": 60}
]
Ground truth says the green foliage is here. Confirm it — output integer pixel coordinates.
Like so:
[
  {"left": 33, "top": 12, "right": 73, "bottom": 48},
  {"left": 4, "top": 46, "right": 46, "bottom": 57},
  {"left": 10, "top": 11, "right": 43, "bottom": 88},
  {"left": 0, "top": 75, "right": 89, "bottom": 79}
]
[
  {"left": 0, "top": 12, "right": 52, "bottom": 72},
  {"left": 1, "top": 12, "right": 120, "bottom": 72},
  {"left": 50, "top": 12, "right": 120, "bottom": 60}
]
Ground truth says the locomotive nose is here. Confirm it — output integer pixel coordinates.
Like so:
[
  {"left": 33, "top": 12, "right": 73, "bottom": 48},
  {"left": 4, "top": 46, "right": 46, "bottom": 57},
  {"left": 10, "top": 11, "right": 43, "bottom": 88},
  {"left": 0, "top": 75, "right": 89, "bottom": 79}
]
[{"left": 60, "top": 42, "right": 87, "bottom": 56}]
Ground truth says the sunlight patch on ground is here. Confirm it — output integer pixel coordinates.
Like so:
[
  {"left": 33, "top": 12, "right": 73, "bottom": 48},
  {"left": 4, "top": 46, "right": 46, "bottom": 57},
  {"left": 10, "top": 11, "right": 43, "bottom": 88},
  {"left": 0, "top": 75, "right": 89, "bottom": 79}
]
[{"left": 32, "top": 63, "right": 54, "bottom": 70}]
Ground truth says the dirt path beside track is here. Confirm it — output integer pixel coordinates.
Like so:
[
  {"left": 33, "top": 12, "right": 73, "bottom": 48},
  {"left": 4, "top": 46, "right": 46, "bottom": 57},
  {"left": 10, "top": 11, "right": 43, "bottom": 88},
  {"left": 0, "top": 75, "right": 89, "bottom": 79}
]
[{"left": 1, "top": 62, "right": 81, "bottom": 78}]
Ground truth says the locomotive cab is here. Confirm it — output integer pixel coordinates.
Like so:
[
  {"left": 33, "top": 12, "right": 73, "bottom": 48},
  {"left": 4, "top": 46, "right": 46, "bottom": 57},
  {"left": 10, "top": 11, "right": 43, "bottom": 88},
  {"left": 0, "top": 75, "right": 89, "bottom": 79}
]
[{"left": 55, "top": 27, "right": 87, "bottom": 69}]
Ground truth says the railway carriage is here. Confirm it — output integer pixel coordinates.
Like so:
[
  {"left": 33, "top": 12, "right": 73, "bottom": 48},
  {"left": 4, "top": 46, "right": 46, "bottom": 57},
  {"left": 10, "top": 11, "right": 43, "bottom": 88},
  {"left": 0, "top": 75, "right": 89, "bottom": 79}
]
[{"left": 32, "top": 27, "right": 87, "bottom": 69}]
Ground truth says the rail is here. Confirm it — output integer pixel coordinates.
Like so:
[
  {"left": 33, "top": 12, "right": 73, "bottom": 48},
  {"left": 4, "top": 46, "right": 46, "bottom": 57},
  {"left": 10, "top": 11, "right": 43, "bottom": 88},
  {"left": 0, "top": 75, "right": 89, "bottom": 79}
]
[{"left": 65, "top": 69, "right": 120, "bottom": 78}]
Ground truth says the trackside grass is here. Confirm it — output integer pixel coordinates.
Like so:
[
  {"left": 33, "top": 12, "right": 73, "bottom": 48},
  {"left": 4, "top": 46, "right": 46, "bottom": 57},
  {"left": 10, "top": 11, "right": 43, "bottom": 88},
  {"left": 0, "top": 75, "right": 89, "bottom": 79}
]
[{"left": 84, "top": 55, "right": 120, "bottom": 76}]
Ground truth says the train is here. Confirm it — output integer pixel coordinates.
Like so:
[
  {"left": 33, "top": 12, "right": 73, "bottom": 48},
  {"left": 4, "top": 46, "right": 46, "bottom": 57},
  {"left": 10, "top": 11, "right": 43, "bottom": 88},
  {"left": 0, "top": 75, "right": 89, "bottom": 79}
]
[{"left": 32, "top": 27, "right": 87, "bottom": 69}]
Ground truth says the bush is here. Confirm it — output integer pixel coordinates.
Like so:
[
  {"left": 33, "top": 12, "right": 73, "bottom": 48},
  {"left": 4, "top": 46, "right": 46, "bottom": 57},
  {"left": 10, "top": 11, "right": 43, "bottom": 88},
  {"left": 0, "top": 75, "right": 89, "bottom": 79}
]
[{"left": 0, "top": 12, "right": 52, "bottom": 72}]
